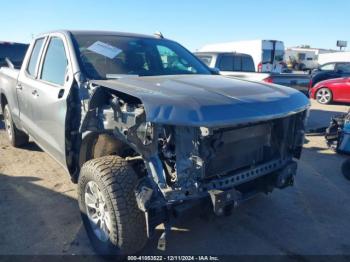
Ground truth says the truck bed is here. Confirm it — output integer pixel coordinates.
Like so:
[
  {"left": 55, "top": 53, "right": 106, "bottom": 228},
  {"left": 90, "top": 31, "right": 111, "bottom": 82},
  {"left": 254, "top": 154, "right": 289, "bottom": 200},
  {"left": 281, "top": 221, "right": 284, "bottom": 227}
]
[
  {"left": 270, "top": 73, "right": 311, "bottom": 95},
  {"left": 0, "top": 66, "right": 20, "bottom": 115}
]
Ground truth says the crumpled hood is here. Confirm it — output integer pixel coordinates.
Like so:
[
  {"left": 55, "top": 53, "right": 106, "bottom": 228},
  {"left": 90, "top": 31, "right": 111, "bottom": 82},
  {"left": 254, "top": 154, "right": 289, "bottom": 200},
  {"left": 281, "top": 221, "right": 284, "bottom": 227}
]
[{"left": 92, "top": 75, "right": 309, "bottom": 127}]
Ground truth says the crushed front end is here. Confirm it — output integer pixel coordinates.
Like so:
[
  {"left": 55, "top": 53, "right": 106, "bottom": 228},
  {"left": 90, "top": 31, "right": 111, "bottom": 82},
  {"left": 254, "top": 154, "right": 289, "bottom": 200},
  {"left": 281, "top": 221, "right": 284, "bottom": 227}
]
[{"left": 135, "top": 109, "right": 308, "bottom": 240}]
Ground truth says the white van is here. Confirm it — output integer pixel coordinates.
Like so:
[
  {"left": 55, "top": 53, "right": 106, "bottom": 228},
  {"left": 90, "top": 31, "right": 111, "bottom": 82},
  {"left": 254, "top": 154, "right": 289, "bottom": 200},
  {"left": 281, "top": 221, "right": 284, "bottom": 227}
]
[{"left": 199, "top": 40, "right": 285, "bottom": 73}]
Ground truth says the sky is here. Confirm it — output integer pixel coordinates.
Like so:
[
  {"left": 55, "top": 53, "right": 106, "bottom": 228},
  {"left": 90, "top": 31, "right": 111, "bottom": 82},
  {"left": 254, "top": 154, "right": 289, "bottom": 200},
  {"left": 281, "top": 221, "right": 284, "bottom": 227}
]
[{"left": 1, "top": 0, "right": 349, "bottom": 51}]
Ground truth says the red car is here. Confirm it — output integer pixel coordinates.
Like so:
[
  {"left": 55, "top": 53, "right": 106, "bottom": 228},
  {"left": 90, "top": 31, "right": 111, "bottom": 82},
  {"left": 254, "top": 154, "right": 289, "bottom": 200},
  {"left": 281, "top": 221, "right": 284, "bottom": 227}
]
[{"left": 309, "top": 77, "right": 350, "bottom": 104}]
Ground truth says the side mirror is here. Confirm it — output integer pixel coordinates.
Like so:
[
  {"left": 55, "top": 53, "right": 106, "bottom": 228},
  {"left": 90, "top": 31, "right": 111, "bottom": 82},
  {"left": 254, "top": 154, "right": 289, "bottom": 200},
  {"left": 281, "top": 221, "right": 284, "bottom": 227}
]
[{"left": 209, "top": 67, "right": 220, "bottom": 75}]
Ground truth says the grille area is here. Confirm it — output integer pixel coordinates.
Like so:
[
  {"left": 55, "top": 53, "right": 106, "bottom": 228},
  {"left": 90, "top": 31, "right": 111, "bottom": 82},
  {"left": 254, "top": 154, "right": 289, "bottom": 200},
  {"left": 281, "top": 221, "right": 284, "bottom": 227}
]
[{"left": 200, "top": 114, "right": 302, "bottom": 179}]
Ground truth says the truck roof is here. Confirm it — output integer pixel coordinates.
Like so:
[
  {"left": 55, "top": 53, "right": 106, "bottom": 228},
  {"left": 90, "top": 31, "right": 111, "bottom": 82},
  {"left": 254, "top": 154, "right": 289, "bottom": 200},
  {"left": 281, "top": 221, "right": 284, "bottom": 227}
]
[
  {"left": 194, "top": 51, "right": 252, "bottom": 56},
  {"left": 37, "top": 30, "right": 162, "bottom": 40}
]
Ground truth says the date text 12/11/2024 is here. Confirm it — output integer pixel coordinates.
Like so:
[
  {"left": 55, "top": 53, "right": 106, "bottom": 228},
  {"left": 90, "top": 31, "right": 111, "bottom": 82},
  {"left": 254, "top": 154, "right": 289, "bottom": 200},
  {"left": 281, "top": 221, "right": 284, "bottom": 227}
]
[{"left": 127, "top": 256, "right": 220, "bottom": 261}]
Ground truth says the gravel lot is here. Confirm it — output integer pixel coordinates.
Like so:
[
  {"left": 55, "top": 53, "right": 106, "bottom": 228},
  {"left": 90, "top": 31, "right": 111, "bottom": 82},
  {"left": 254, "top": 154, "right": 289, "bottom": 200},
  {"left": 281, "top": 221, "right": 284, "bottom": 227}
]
[{"left": 0, "top": 100, "right": 349, "bottom": 256}]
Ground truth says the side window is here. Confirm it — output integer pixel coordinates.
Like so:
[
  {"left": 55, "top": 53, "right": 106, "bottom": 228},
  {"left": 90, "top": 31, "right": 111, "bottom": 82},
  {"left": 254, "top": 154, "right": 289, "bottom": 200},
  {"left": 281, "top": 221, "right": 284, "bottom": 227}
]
[
  {"left": 233, "top": 55, "right": 241, "bottom": 71},
  {"left": 27, "top": 38, "right": 45, "bottom": 76},
  {"left": 218, "top": 55, "right": 234, "bottom": 71},
  {"left": 40, "top": 37, "right": 68, "bottom": 85},
  {"left": 298, "top": 53, "right": 306, "bottom": 61},
  {"left": 320, "top": 63, "right": 335, "bottom": 71},
  {"left": 336, "top": 63, "right": 350, "bottom": 73},
  {"left": 242, "top": 56, "right": 255, "bottom": 72}
]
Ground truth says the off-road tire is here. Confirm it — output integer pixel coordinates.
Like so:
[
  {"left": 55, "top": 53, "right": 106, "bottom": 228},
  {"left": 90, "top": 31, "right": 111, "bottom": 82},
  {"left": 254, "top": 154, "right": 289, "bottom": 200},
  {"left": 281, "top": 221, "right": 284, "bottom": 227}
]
[
  {"left": 78, "top": 155, "right": 148, "bottom": 255},
  {"left": 3, "top": 104, "right": 29, "bottom": 147}
]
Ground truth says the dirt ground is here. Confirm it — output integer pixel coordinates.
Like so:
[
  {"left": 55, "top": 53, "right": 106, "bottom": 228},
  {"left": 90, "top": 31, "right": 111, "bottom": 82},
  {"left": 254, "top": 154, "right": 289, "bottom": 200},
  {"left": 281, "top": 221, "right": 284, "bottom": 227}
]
[{"left": 0, "top": 100, "right": 349, "bottom": 256}]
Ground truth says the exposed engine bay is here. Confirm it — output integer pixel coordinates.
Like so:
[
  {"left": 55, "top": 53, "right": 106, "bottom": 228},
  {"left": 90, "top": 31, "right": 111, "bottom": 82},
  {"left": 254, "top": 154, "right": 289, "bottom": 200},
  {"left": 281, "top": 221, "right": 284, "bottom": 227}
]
[{"left": 81, "top": 89, "right": 307, "bottom": 210}]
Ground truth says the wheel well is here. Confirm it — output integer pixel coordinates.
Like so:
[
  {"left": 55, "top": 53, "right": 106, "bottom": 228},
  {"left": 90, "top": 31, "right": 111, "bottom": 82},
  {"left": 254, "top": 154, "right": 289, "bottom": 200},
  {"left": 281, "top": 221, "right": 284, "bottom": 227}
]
[{"left": 78, "top": 132, "right": 137, "bottom": 169}]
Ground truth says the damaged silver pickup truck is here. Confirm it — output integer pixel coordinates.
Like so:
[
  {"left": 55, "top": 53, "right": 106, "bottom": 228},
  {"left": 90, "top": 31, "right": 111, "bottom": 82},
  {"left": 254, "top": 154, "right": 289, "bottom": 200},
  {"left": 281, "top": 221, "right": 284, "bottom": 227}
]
[{"left": 0, "top": 30, "right": 309, "bottom": 254}]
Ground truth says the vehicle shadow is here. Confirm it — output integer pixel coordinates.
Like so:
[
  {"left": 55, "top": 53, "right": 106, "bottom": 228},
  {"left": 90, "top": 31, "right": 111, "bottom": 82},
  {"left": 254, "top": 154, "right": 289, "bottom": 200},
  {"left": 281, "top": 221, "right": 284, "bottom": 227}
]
[
  {"left": 330, "top": 101, "right": 350, "bottom": 107},
  {"left": 342, "top": 159, "right": 350, "bottom": 180},
  {"left": 307, "top": 108, "right": 346, "bottom": 131},
  {"left": 0, "top": 173, "right": 93, "bottom": 255},
  {"left": 0, "top": 118, "right": 42, "bottom": 152},
  {"left": 21, "top": 141, "right": 42, "bottom": 152}
]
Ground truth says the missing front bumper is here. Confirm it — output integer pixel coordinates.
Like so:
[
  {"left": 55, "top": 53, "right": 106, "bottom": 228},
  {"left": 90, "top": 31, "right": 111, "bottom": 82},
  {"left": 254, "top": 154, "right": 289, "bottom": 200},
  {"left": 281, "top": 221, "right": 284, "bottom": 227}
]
[{"left": 207, "top": 160, "right": 298, "bottom": 216}]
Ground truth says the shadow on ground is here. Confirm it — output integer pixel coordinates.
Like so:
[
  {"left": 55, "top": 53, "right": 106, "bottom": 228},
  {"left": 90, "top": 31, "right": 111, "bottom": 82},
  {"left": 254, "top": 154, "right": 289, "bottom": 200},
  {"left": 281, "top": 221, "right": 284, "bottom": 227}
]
[
  {"left": 342, "top": 159, "right": 350, "bottom": 180},
  {"left": 0, "top": 173, "right": 92, "bottom": 255},
  {"left": 0, "top": 118, "right": 41, "bottom": 151}
]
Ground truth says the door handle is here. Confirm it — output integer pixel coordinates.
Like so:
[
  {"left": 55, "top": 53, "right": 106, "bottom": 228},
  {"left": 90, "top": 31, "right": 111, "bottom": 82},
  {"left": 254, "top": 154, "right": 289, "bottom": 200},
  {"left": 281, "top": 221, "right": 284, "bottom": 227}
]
[
  {"left": 58, "top": 89, "right": 65, "bottom": 99},
  {"left": 16, "top": 83, "right": 23, "bottom": 90},
  {"left": 32, "top": 90, "right": 39, "bottom": 97}
]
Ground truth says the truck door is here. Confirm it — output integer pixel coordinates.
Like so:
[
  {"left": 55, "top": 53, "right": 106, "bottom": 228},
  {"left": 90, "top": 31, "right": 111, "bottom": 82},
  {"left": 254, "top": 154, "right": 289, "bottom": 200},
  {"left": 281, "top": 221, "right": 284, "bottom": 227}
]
[
  {"left": 261, "top": 41, "right": 273, "bottom": 72},
  {"left": 29, "top": 34, "right": 74, "bottom": 167},
  {"left": 272, "top": 41, "right": 284, "bottom": 73},
  {"left": 17, "top": 37, "right": 47, "bottom": 134}
]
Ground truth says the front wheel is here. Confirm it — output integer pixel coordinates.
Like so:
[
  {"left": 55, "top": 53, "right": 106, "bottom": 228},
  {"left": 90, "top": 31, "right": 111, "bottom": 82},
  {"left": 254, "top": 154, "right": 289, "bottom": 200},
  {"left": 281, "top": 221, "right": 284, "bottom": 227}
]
[
  {"left": 78, "top": 156, "right": 147, "bottom": 255},
  {"left": 315, "top": 88, "right": 332, "bottom": 104},
  {"left": 3, "top": 104, "right": 29, "bottom": 147}
]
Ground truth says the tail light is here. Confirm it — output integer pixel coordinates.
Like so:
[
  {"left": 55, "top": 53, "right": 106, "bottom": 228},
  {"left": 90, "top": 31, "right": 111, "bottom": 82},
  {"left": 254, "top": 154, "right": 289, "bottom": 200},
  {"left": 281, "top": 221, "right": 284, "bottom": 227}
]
[
  {"left": 258, "top": 62, "right": 262, "bottom": 72},
  {"left": 263, "top": 77, "right": 273, "bottom": 83}
]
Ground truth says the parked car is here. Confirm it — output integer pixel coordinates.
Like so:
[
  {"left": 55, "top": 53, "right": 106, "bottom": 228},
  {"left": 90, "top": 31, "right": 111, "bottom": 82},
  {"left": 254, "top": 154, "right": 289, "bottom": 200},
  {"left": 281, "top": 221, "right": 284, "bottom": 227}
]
[
  {"left": 310, "top": 62, "right": 350, "bottom": 87},
  {"left": 199, "top": 39, "right": 285, "bottom": 73},
  {"left": 0, "top": 30, "right": 309, "bottom": 255},
  {"left": 0, "top": 41, "right": 28, "bottom": 69},
  {"left": 309, "top": 77, "right": 350, "bottom": 104}
]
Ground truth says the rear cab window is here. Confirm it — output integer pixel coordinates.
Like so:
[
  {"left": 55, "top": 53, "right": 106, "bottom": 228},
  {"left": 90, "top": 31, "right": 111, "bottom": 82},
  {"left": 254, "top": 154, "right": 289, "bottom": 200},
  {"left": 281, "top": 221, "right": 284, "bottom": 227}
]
[
  {"left": 218, "top": 54, "right": 255, "bottom": 72},
  {"left": 218, "top": 55, "right": 234, "bottom": 71},
  {"left": 196, "top": 55, "right": 213, "bottom": 67},
  {"left": 0, "top": 43, "right": 28, "bottom": 68},
  {"left": 233, "top": 55, "right": 241, "bottom": 71},
  {"left": 27, "top": 38, "right": 45, "bottom": 77},
  {"left": 242, "top": 55, "right": 255, "bottom": 72}
]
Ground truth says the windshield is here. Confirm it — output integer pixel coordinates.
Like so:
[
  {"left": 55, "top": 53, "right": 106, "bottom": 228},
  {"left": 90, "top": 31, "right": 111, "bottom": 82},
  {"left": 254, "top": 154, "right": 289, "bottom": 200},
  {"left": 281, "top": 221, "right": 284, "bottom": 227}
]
[{"left": 72, "top": 34, "right": 211, "bottom": 79}]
